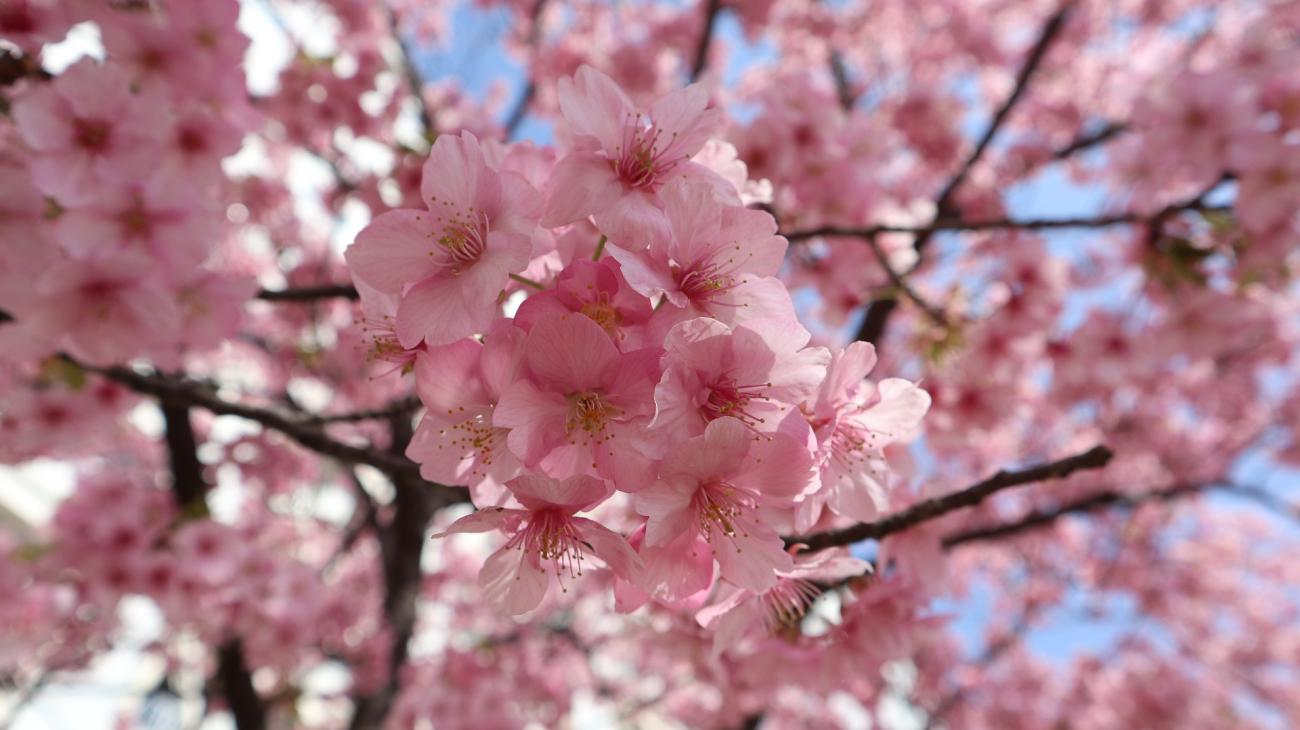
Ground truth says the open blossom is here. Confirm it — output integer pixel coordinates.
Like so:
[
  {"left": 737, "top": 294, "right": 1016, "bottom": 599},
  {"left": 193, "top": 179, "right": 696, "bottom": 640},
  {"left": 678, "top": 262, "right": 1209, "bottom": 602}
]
[
  {"left": 10, "top": 59, "right": 165, "bottom": 204},
  {"left": 55, "top": 184, "right": 215, "bottom": 278},
  {"left": 696, "top": 548, "right": 871, "bottom": 654},
  {"left": 0, "top": 253, "right": 180, "bottom": 366},
  {"left": 513, "top": 257, "right": 653, "bottom": 348},
  {"left": 407, "top": 320, "right": 526, "bottom": 506},
  {"left": 493, "top": 313, "right": 660, "bottom": 490},
  {"left": 344, "top": 131, "right": 540, "bottom": 348},
  {"left": 634, "top": 416, "right": 816, "bottom": 594},
  {"left": 798, "top": 342, "right": 930, "bottom": 528},
  {"left": 610, "top": 177, "right": 793, "bottom": 327},
  {"left": 650, "top": 317, "right": 829, "bottom": 445},
  {"left": 434, "top": 474, "right": 642, "bottom": 615},
  {"left": 542, "top": 65, "right": 726, "bottom": 249}
]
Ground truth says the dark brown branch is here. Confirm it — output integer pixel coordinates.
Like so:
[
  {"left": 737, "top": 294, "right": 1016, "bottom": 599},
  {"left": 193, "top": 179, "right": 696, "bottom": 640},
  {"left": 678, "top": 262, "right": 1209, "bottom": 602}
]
[
  {"left": 0, "top": 48, "right": 50, "bottom": 87},
  {"left": 828, "top": 49, "right": 856, "bottom": 111},
  {"left": 864, "top": 233, "right": 947, "bottom": 327},
  {"left": 689, "top": 0, "right": 723, "bottom": 81},
  {"left": 941, "top": 481, "right": 1208, "bottom": 548},
  {"left": 256, "top": 284, "right": 359, "bottom": 302},
  {"left": 1051, "top": 122, "right": 1126, "bottom": 160},
  {"left": 792, "top": 445, "right": 1112, "bottom": 552},
  {"left": 933, "top": 3, "right": 1075, "bottom": 215},
  {"left": 346, "top": 415, "right": 452, "bottom": 729},
  {"left": 784, "top": 205, "right": 1230, "bottom": 242},
  {"left": 849, "top": 2, "right": 1075, "bottom": 345},
  {"left": 161, "top": 405, "right": 265, "bottom": 729},
  {"left": 215, "top": 641, "right": 266, "bottom": 730},
  {"left": 306, "top": 396, "right": 423, "bottom": 424},
  {"left": 161, "top": 404, "right": 208, "bottom": 512},
  {"left": 504, "top": 81, "right": 535, "bottom": 138},
  {"left": 78, "top": 362, "right": 459, "bottom": 496}
]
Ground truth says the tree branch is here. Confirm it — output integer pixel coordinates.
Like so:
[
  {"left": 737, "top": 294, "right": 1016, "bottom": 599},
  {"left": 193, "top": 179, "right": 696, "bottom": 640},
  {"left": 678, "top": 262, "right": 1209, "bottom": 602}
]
[
  {"left": 689, "top": 0, "right": 723, "bottom": 81},
  {"left": 386, "top": 9, "right": 435, "bottom": 139},
  {"left": 864, "top": 233, "right": 947, "bottom": 327},
  {"left": 941, "top": 481, "right": 1209, "bottom": 548},
  {"left": 305, "top": 396, "right": 423, "bottom": 424},
  {"left": 346, "top": 415, "right": 450, "bottom": 729},
  {"left": 77, "top": 362, "right": 460, "bottom": 497},
  {"left": 784, "top": 203, "right": 1231, "bottom": 242},
  {"left": 256, "top": 284, "right": 359, "bottom": 302},
  {"left": 848, "top": 1, "right": 1075, "bottom": 345},
  {"left": 1051, "top": 121, "right": 1126, "bottom": 160},
  {"left": 792, "top": 445, "right": 1113, "bottom": 552},
  {"left": 160, "top": 405, "right": 265, "bottom": 729},
  {"left": 215, "top": 641, "right": 266, "bottom": 730}
]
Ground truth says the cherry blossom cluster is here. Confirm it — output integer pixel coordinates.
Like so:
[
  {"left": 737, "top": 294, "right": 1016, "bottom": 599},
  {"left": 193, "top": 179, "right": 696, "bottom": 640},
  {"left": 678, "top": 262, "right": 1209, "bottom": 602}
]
[
  {"left": 3, "top": 0, "right": 1300, "bottom": 727},
  {"left": 345, "top": 65, "right": 931, "bottom": 620},
  {"left": 0, "top": 0, "right": 251, "bottom": 368}
]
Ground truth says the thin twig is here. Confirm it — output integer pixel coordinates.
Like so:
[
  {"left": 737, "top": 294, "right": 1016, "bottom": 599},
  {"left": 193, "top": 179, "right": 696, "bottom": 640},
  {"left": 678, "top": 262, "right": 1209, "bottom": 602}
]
[
  {"left": 941, "top": 481, "right": 1210, "bottom": 547},
  {"left": 792, "top": 445, "right": 1113, "bottom": 552},
  {"left": 849, "top": 2, "right": 1076, "bottom": 345},
  {"left": 864, "top": 233, "right": 947, "bottom": 327},
  {"left": 784, "top": 204, "right": 1232, "bottom": 242},
  {"left": 1051, "top": 122, "right": 1126, "bottom": 160}
]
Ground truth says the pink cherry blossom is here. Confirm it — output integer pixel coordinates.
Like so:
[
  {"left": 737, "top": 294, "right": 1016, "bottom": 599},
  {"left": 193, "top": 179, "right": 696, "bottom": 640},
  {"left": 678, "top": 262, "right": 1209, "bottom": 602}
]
[
  {"left": 634, "top": 416, "right": 815, "bottom": 594},
  {"left": 609, "top": 177, "right": 793, "bottom": 327},
  {"left": 650, "top": 317, "right": 829, "bottom": 444},
  {"left": 10, "top": 59, "right": 166, "bottom": 204},
  {"left": 494, "top": 313, "right": 661, "bottom": 490},
  {"left": 407, "top": 320, "right": 527, "bottom": 504},
  {"left": 345, "top": 131, "right": 541, "bottom": 348},
  {"left": 514, "top": 257, "right": 654, "bottom": 347},
  {"left": 434, "top": 474, "right": 642, "bottom": 615},
  {"left": 542, "top": 65, "right": 725, "bottom": 249},
  {"left": 696, "top": 548, "right": 871, "bottom": 654},
  {"left": 798, "top": 341, "right": 931, "bottom": 527}
]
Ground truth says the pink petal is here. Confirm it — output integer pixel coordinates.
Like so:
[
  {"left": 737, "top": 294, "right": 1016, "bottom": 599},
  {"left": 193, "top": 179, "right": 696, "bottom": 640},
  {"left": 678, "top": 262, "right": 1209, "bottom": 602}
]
[
  {"left": 557, "top": 65, "right": 635, "bottom": 153},
  {"left": 344, "top": 209, "right": 442, "bottom": 295},
  {"left": 573, "top": 517, "right": 643, "bottom": 582},
  {"left": 523, "top": 313, "right": 621, "bottom": 393},
  {"left": 430, "top": 507, "right": 517, "bottom": 538},
  {"left": 541, "top": 151, "right": 621, "bottom": 229},
  {"left": 479, "top": 547, "right": 549, "bottom": 616}
]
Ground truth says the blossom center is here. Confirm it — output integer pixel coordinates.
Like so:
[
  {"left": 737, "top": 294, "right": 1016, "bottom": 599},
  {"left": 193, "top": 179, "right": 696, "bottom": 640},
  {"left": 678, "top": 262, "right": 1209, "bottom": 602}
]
[
  {"left": 440, "top": 410, "right": 507, "bottom": 476},
  {"left": 675, "top": 261, "right": 740, "bottom": 303},
  {"left": 579, "top": 294, "right": 623, "bottom": 336},
  {"left": 73, "top": 119, "right": 112, "bottom": 152},
  {"left": 431, "top": 208, "right": 490, "bottom": 274},
  {"left": 510, "top": 508, "right": 586, "bottom": 581},
  {"left": 692, "top": 481, "right": 750, "bottom": 542},
  {"left": 702, "top": 376, "right": 770, "bottom": 427},
  {"left": 565, "top": 391, "right": 619, "bottom": 441},
  {"left": 613, "top": 115, "right": 684, "bottom": 191}
]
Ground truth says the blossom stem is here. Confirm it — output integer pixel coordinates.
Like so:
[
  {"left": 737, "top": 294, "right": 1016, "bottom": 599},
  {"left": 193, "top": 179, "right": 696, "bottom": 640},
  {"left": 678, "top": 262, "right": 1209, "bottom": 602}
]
[
  {"left": 509, "top": 273, "right": 547, "bottom": 290},
  {"left": 592, "top": 235, "right": 608, "bottom": 261}
]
